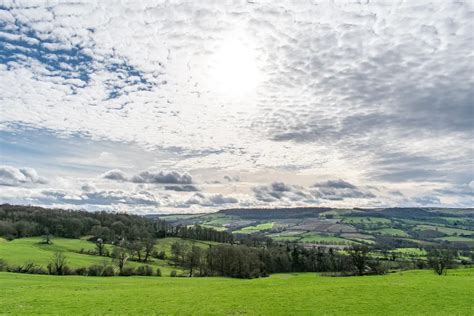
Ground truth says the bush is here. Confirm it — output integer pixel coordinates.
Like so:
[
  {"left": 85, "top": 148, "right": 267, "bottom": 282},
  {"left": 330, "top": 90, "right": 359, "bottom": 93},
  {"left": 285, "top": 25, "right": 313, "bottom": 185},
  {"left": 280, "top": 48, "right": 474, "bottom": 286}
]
[
  {"left": 63, "top": 265, "right": 73, "bottom": 275},
  {"left": 367, "top": 260, "right": 388, "bottom": 275},
  {"left": 0, "top": 259, "right": 8, "bottom": 272},
  {"left": 135, "top": 265, "right": 153, "bottom": 276},
  {"left": 87, "top": 265, "right": 103, "bottom": 276},
  {"left": 120, "top": 267, "right": 135, "bottom": 276},
  {"left": 102, "top": 266, "right": 115, "bottom": 276},
  {"left": 9, "top": 262, "right": 41, "bottom": 274},
  {"left": 74, "top": 267, "right": 88, "bottom": 276},
  {"left": 156, "top": 267, "right": 162, "bottom": 277},
  {"left": 170, "top": 270, "right": 177, "bottom": 277},
  {"left": 154, "top": 250, "right": 166, "bottom": 260}
]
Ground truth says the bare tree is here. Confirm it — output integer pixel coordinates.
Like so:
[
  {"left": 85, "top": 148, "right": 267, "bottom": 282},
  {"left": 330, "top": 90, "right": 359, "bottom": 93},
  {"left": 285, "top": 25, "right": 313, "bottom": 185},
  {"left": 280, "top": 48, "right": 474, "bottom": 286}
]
[
  {"left": 112, "top": 244, "right": 129, "bottom": 275},
  {"left": 48, "top": 252, "right": 67, "bottom": 275}
]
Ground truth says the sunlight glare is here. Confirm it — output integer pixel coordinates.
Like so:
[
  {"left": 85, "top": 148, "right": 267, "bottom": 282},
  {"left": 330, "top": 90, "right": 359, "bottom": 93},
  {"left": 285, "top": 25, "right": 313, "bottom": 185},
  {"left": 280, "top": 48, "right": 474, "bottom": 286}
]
[{"left": 209, "top": 38, "right": 261, "bottom": 97}]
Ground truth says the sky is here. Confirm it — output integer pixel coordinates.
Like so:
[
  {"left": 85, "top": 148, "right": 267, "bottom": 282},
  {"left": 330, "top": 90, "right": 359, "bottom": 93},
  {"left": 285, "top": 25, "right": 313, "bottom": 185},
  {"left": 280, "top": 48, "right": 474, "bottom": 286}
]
[{"left": 0, "top": 0, "right": 473, "bottom": 214}]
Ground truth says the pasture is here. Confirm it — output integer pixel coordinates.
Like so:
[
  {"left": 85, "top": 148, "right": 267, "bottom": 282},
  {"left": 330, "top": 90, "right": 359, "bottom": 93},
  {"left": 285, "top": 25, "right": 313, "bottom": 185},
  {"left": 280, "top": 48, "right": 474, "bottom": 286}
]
[
  {"left": 1, "top": 269, "right": 473, "bottom": 315},
  {"left": 0, "top": 237, "right": 192, "bottom": 275}
]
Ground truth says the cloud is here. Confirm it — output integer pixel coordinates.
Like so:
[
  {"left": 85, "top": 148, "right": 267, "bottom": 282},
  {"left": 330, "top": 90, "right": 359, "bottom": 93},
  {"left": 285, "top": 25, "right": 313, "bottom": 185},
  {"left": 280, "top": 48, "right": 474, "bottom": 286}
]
[
  {"left": 311, "top": 180, "right": 376, "bottom": 201},
  {"left": 164, "top": 185, "right": 199, "bottom": 192},
  {"left": 413, "top": 196, "right": 441, "bottom": 206},
  {"left": 253, "top": 182, "right": 315, "bottom": 203},
  {"left": 434, "top": 182, "right": 474, "bottom": 197},
  {"left": 0, "top": 1, "right": 472, "bottom": 211},
  {"left": 253, "top": 180, "right": 376, "bottom": 203},
  {"left": 102, "top": 169, "right": 127, "bottom": 181},
  {"left": 102, "top": 169, "right": 193, "bottom": 184},
  {"left": 0, "top": 165, "right": 47, "bottom": 186},
  {"left": 224, "top": 175, "right": 240, "bottom": 182},
  {"left": 131, "top": 170, "right": 192, "bottom": 185},
  {"left": 40, "top": 188, "right": 159, "bottom": 206},
  {"left": 184, "top": 193, "right": 238, "bottom": 206}
]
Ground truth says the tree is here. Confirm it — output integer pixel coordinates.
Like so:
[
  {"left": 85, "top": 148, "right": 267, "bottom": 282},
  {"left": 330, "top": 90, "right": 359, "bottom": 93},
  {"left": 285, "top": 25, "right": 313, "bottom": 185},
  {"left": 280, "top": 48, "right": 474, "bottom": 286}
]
[
  {"left": 186, "top": 246, "right": 203, "bottom": 277},
  {"left": 48, "top": 252, "right": 67, "bottom": 275},
  {"left": 128, "top": 241, "right": 144, "bottom": 262},
  {"left": 143, "top": 238, "right": 155, "bottom": 262},
  {"left": 427, "top": 248, "right": 455, "bottom": 275},
  {"left": 171, "top": 241, "right": 187, "bottom": 266},
  {"left": 348, "top": 245, "right": 369, "bottom": 276},
  {"left": 112, "top": 243, "right": 129, "bottom": 275},
  {"left": 41, "top": 227, "right": 52, "bottom": 245},
  {"left": 95, "top": 238, "right": 105, "bottom": 256}
]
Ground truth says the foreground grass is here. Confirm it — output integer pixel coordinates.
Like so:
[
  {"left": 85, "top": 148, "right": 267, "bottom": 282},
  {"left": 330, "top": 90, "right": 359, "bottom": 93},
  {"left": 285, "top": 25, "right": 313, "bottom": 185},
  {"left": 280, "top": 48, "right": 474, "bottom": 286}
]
[{"left": 1, "top": 269, "right": 473, "bottom": 315}]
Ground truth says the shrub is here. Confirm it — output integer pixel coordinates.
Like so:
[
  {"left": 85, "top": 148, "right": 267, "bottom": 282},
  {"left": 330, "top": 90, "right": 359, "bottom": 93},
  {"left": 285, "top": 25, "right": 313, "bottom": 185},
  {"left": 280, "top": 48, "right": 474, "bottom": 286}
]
[
  {"left": 10, "top": 262, "right": 39, "bottom": 274},
  {"left": 120, "top": 267, "right": 135, "bottom": 276},
  {"left": 367, "top": 260, "right": 388, "bottom": 275},
  {"left": 170, "top": 270, "right": 177, "bottom": 277},
  {"left": 0, "top": 259, "right": 8, "bottom": 272},
  {"left": 74, "top": 267, "right": 88, "bottom": 276},
  {"left": 62, "top": 265, "right": 74, "bottom": 275},
  {"left": 156, "top": 267, "right": 162, "bottom": 277},
  {"left": 87, "top": 265, "right": 103, "bottom": 276},
  {"left": 154, "top": 250, "right": 166, "bottom": 260},
  {"left": 136, "top": 265, "right": 153, "bottom": 276},
  {"left": 102, "top": 266, "right": 115, "bottom": 276}
]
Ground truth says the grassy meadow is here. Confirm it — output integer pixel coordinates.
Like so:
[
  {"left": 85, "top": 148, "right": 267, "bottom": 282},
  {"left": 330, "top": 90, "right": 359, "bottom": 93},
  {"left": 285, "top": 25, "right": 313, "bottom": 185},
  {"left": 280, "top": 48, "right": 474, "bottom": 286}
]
[
  {"left": 0, "top": 237, "right": 195, "bottom": 275},
  {"left": 1, "top": 269, "right": 473, "bottom": 315}
]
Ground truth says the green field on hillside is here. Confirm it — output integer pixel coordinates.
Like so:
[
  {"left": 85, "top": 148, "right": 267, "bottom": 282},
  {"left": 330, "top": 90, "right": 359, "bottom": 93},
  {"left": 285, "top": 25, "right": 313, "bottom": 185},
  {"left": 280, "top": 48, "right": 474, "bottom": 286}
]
[
  {"left": 154, "top": 237, "right": 218, "bottom": 257},
  {"left": 1, "top": 269, "right": 473, "bottom": 315},
  {"left": 300, "top": 233, "right": 350, "bottom": 244},
  {"left": 233, "top": 222, "right": 275, "bottom": 234},
  {"left": 0, "top": 237, "right": 189, "bottom": 275}
]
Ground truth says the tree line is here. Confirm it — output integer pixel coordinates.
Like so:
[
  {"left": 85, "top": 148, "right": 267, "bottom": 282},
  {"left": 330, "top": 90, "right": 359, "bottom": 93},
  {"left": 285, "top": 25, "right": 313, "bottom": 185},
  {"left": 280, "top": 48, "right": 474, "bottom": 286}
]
[{"left": 0, "top": 204, "right": 232, "bottom": 244}]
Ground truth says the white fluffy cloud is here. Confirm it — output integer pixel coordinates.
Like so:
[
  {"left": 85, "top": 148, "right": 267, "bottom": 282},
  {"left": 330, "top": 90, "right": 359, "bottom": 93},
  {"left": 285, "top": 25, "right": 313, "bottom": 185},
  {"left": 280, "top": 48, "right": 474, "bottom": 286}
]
[
  {"left": 0, "top": 1, "right": 472, "bottom": 211},
  {"left": 0, "top": 165, "right": 47, "bottom": 186}
]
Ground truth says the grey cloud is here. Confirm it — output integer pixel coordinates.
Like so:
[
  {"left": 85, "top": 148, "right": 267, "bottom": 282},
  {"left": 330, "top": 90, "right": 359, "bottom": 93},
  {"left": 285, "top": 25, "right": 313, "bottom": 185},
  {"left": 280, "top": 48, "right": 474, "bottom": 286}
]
[
  {"left": 164, "top": 185, "right": 199, "bottom": 192},
  {"left": 131, "top": 170, "right": 192, "bottom": 184},
  {"left": 102, "top": 169, "right": 127, "bottom": 181},
  {"left": 312, "top": 180, "right": 357, "bottom": 190},
  {"left": 0, "top": 165, "right": 47, "bottom": 186},
  {"left": 413, "top": 195, "right": 441, "bottom": 206},
  {"left": 311, "top": 180, "right": 376, "bottom": 201},
  {"left": 253, "top": 182, "right": 314, "bottom": 202},
  {"left": 102, "top": 169, "right": 193, "bottom": 184},
  {"left": 224, "top": 175, "right": 240, "bottom": 182},
  {"left": 40, "top": 189, "right": 159, "bottom": 206},
  {"left": 184, "top": 192, "right": 238, "bottom": 206},
  {"left": 434, "top": 182, "right": 474, "bottom": 197}
]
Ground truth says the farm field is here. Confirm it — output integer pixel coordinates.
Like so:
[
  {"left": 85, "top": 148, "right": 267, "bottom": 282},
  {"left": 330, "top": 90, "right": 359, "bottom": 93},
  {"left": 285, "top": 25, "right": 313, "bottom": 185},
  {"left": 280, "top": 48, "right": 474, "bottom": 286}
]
[
  {"left": 233, "top": 222, "right": 274, "bottom": 234},
  {"left": 1, "top": 269, "right": 473, "bottom": 315},
  {"left": 160, "top": 208, "right": 474, "bottom": 251},
  {"left": 0, "top": 237, "right": 199, "bottom": 275}
]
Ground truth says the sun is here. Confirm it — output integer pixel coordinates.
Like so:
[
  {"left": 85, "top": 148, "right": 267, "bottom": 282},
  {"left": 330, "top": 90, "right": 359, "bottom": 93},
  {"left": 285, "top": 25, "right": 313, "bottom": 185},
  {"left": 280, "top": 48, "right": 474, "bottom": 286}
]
[{"left": 209, "top": 38, "right": 261, "bottom": 97}]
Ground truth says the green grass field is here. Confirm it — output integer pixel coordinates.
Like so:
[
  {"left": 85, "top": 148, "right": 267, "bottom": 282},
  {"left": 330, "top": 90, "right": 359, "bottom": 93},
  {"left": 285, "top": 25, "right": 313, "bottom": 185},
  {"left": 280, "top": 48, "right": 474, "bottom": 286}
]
[
  {"left": 342, "top": 217, "right": 392, "bottom": 224},
  {"left": 370, "top": 228, "right": 410, "bottom": 237},
  {"left": 233, "top": 222, "right": 275, "bottom": 234},
  {"left": 0, "top": 237, "right": 192, "bottom": 275},
  {"left": 300, "top": 233, "right": 351, "bottom": 244},
  {"left": 1, "top": 269, "right": 473, "bottom": 315},
  {"left": 414, "top": 225, "right": 474, "bottom": 236},
  {"left": 154, "top": 237, "right": 218, "bottom": 257}
]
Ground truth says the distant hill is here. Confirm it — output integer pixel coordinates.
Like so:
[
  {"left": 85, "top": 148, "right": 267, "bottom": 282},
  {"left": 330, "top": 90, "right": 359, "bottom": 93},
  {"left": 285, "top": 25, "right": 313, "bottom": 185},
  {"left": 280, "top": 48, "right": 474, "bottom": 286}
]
[{"left": 219, "top": 207, "right": 332, "bottom": 219}]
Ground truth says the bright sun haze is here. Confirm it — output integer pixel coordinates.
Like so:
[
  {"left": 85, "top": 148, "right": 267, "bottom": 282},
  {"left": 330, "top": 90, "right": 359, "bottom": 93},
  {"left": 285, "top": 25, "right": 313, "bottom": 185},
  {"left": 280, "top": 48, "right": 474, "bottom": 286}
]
[{"left": 209, "top": 37, "right": 261, "bottom": 97}]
